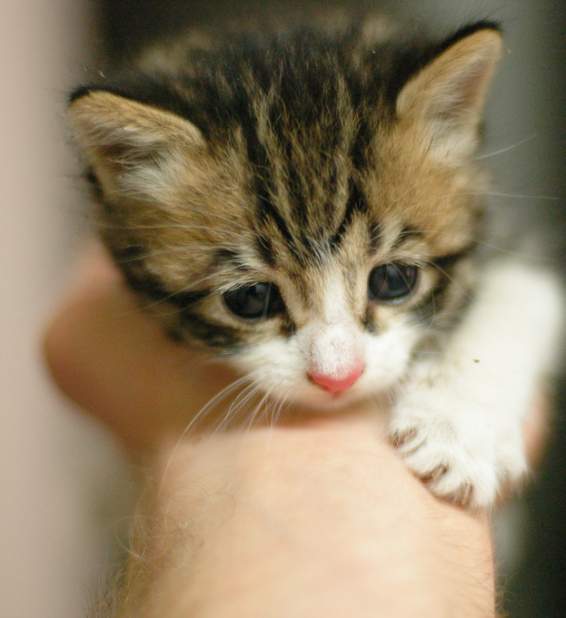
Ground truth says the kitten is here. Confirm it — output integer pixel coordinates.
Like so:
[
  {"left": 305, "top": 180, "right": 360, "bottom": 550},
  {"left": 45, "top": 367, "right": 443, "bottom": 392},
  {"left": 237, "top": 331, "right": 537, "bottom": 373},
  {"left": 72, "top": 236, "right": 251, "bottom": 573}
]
[{"left": 69, "top": 15, "right": 563, "bottom": 508}]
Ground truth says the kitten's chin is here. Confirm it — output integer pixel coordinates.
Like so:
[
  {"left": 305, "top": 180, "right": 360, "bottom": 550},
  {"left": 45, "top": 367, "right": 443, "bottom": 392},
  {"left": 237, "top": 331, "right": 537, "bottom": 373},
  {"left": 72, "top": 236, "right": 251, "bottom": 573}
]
[{"left": 287, "top": 386, "right": 376, "bottom": 414}]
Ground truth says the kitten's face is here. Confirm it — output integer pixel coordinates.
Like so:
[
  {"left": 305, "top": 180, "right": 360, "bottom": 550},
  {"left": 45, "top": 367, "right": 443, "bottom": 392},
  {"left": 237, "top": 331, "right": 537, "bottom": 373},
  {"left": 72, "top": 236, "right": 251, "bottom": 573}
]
[
  {"left": 137, "top": 124, "right": 478, "bottom": 409},
  {"left": 69, "top": 23, "right": 501, "bottom": 408}
]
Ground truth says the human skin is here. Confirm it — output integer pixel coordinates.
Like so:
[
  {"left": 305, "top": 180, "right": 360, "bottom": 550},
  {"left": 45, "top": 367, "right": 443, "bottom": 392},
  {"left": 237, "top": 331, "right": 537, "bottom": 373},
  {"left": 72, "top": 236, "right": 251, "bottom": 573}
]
[{"left": 43, "top": 246, "right": 546, "bottom": 617}]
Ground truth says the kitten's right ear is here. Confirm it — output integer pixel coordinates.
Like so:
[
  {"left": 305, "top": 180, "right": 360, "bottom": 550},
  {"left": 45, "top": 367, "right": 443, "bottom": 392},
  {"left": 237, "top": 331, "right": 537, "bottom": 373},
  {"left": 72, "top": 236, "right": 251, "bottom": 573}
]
[{"left": 68, "top": 88, "right": 205, "bottom": 200}]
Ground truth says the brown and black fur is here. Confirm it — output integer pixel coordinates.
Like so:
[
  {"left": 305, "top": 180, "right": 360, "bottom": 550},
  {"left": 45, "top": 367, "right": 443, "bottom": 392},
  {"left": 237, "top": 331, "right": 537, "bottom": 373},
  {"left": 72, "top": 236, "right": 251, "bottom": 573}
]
[{"left": 70, "top": 15, "right": 496, "bottom": 352}]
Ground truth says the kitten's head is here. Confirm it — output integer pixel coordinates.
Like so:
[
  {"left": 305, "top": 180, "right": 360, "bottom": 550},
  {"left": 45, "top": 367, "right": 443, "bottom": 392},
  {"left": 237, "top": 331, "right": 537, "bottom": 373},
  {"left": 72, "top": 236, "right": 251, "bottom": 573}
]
[{"left": 69, "top": 20, "right": 502, "bottom": 408}]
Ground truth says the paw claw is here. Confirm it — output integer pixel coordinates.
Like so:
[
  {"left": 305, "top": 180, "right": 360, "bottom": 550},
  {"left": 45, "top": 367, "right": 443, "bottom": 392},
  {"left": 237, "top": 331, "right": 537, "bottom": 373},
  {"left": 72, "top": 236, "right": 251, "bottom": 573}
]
[
  {"left": 390, "top": 389, "right": 527, "bottom": 509},
  {"left": 389, "top": 414, "right": 500, "bottom": 508},
  {"left": 421, "top": 463, "right": 450, "bottom": 484},
  {"left": 390, "top": 427, "right": 417, "bottom": 449},
  {"left": 444, "top": 481, "right": 474, "bottom": 508}
]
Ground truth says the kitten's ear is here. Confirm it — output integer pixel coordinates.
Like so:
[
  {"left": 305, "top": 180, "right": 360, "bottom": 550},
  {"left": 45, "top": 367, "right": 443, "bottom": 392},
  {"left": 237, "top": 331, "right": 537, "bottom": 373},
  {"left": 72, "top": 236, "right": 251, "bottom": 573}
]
[
  {"left": 68, "top": 88, "right": 205, "bottom": 200},
  {"left": 396, "top": 24, "right": 503, "bottom": 161}
]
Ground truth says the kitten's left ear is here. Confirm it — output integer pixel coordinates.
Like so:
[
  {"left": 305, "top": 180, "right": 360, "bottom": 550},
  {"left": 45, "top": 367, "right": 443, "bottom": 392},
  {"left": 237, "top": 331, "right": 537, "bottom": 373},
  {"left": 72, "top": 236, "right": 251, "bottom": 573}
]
[{"left": 396, "top": 24, "right": 503, "bottom": 161}]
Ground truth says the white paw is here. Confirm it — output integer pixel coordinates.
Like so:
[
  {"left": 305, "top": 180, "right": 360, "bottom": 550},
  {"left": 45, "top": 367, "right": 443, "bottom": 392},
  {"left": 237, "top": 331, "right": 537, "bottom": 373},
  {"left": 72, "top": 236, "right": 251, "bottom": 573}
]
[{"left": 390, "top": 393, "right": 527, "bottom": 509}]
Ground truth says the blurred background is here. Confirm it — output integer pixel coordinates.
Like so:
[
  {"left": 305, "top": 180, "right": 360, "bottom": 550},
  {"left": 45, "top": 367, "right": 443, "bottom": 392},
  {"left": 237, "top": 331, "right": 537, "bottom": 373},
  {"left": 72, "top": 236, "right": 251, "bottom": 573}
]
[{"left": 3, "top": 1, "right": 564, "bottom": 616}]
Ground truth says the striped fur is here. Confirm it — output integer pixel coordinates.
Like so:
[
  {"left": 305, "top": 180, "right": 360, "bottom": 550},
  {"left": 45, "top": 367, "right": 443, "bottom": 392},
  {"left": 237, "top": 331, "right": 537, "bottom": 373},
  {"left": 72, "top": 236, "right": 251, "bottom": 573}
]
[{"left": 70, "top": 15, "right": 501, "bottom": 405}]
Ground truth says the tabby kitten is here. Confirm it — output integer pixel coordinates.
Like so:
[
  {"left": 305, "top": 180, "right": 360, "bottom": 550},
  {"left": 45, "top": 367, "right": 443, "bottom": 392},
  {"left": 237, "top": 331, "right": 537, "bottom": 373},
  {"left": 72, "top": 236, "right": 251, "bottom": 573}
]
[{"left": 69, "top": 15, "right": 563, "bottom": 508}]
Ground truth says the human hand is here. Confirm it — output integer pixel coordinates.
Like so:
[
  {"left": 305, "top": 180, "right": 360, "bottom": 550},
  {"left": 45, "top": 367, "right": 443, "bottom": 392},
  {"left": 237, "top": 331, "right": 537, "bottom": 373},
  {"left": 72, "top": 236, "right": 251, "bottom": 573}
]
[{"left": 43, "top": 244, "right": 547, "bottom": 617}]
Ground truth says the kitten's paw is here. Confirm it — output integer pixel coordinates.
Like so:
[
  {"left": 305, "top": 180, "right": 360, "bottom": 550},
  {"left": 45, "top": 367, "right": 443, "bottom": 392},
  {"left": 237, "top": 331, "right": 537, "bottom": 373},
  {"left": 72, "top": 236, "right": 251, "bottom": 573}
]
[
  {"left": 390, "top": 413, "right": 498, "bottom": 507},
  {"left": 390, "top": 400, "right": 527, "bottom": 509}
]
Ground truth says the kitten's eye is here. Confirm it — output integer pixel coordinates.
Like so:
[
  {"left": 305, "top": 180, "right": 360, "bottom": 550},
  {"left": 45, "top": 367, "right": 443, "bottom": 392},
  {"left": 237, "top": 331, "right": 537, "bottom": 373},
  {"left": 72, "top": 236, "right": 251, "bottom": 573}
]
[
  {"left": 368, "top": 263, "right": 419, "bottom": 303},
  {"left": 223, "top": 283, "right": 285, "bottom": 320}
]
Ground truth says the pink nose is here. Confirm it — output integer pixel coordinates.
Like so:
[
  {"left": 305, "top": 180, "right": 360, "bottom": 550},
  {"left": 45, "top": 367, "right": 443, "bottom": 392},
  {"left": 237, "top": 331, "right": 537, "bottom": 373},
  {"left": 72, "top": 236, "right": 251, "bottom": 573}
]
[{"left": 308, "top": 363, "right": 365, "bottom": 395}]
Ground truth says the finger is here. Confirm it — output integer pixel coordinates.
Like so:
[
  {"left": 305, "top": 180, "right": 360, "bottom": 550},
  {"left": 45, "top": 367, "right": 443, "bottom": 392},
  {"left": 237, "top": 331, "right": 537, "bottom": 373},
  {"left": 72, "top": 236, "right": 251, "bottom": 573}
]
[{"left": 43, "top": 244, "right": 237, "bottom": 451}]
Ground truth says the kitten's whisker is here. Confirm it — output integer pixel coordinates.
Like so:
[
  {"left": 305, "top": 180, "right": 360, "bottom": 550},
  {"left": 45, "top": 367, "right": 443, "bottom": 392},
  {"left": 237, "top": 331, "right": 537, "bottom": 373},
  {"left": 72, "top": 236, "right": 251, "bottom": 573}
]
[
  {"left": 466, "top": 191, "right": 560, "bottom": 202},
  {"left": 429, "top": 292, "right": 438, "bottom": 327},
  {"left": 426, "top": 260, "right": 467, "bottom": 294},
  {"left": 113, "top": 246, "right": 208, "bottom": 264},
  {"left": 101, "top": 207, "right": 241, "bottom": 230},
  {"left": 258, "top": 396, "right": 277, "bottom": 432},
  {"left": 471, "top": 238, "right": 554, "bottom": 261},
  {"left": 215, "top": 379, "right": 265, "bottom": 432},
  {"left": 133, "top": 269, "right": 239, "bottom": 314},
  {"left": 244, "top": 388, "right": 274, "bottom": 432},
  {"left": 269, "top": 395, "right": 283, "bottom": 429},
  {"left": 475, "top": 133, "right": 537, "bottom": 160},
  {"left": 271, "top": 393, "right": 289, "bottom": 429},
  {"left": 158, "top": 374, "right": 253, "bottom": 491},
  {"left": 205, "top": 211, "right": 250, "bottom": 227},
  {"left": 422, "top": 259, "right": 473, "bottom": 318},
  {"left": 214, "top": 380, "right": 261, "bottom": 433},
  {"left": 97, "top": 222, "right": 219, "bottom": 233},
  {"left": 257, "top": 383, "right": 288, "bottom": 431},
  {"left": 184, "top": 374, "right": 252, "bottom": 434}
]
